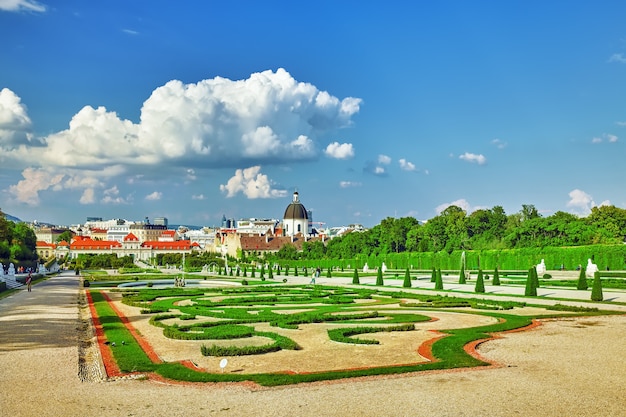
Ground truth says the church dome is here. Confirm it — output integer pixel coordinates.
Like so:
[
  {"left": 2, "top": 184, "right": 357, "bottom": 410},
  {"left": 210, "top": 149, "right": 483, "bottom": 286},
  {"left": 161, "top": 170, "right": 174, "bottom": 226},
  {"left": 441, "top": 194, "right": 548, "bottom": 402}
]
[{"left": 283, "top": 191, "right": 308, "bottom": 220}]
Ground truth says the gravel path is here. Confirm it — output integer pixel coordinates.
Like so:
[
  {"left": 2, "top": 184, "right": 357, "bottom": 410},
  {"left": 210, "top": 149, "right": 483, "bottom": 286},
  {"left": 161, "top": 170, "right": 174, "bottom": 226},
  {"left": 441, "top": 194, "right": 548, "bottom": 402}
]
[{"left": 1, "top": 271, "right": 625, "bottom": 417}]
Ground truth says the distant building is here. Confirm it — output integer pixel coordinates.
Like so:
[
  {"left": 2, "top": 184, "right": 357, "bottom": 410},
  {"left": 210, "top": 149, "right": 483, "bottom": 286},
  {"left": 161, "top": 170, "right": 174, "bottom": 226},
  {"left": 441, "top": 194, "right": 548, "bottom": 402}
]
[
  {"left": 153, "top": 217, "right": 168, "bottom": 227},
  {"left": 283, "top": 191, "right": 309, "bottom": 237}
]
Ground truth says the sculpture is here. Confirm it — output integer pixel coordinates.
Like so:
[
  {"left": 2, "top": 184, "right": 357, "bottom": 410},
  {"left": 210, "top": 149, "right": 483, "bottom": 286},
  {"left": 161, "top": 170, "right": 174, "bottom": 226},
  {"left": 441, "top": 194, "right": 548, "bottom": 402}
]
[
  {"left": 536, "top": 259, "right": 546, "bottom": 276},
  {"left": 585, "top": 259, "right": 599, "bottom": 278}
]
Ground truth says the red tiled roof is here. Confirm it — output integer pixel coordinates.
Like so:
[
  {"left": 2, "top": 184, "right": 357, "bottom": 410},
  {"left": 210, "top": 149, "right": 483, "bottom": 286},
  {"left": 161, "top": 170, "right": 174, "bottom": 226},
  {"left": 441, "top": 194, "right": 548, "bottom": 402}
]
[
  {"left": 36, "top": 241, "right": 56, "bottom": 248},
  {"left": 141, "top": 240, "right": 193, "bottom": 250},
  {"left": 124, "top": 233, "right": 139, "bottom": 242},
  {"left": 162, "top": 230, "right": 176, "bottom": 236},
  {"left": 70, "top": 238, "right": 121, "bottom": 250}
]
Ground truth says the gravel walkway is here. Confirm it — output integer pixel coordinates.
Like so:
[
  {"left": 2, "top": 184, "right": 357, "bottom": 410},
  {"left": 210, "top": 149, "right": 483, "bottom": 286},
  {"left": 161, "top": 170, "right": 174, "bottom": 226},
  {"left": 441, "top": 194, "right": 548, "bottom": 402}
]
[{"left": 0, "top": 271, "right": 625, "bottom": 417}]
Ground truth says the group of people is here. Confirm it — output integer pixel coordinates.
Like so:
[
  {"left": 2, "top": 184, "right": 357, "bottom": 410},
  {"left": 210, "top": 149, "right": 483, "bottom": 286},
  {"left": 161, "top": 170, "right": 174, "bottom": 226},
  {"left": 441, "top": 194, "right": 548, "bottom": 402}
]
[{"left": 309, "top": 266, "right": 322, "bottom": 285}]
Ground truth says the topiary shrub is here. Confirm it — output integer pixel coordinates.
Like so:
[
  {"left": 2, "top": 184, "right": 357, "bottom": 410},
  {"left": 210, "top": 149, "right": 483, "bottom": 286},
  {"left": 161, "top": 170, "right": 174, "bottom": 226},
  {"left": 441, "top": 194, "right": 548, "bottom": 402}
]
[
  {"left": 459, "top": 264, "right": 466, "bottom": 284},
  {"left": 576, "top": 267, "right": 588, "bottom": 290},
  {"left": 524, "top": 267, "right": 537, "bottom": 296},
  {"left": 475, "top": 269, "right": 485, "bottom": 293},
  {"left": 435, "top": 269, "right": 443, "bottom": 290},
  {"left": 241, "top": 279, "right": 249, "bottom": 286},
  {"left": 402, "top": 268, "right": 411, "bottom": 288},
  {"left": 376, "top": 267, "right": 384, "bottom": 286},
  {"left": 492, "top": 267, "right": 501, "bottom": 286},
  {"left": 590, "top": 271, "right": 603, "bottom": 301},
  {"left": 352, "top": 269, "right": 360, "bottom": 284},
  {"left": 542, "top": 273, "right": 551, "bottom": 279}
]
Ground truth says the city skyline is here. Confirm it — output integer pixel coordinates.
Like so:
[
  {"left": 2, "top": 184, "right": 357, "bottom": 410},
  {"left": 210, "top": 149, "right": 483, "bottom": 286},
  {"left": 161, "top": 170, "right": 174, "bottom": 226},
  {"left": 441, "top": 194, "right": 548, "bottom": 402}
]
[{"left": 2, "top": 1, "right": 626, "bottom": 228}]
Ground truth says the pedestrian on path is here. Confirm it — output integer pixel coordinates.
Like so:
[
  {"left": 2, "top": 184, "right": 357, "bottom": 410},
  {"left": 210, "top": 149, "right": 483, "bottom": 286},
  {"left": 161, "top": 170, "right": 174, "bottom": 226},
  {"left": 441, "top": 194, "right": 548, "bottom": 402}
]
[{"left": 26, "top": 272, "right": 32, "bottom": 292}]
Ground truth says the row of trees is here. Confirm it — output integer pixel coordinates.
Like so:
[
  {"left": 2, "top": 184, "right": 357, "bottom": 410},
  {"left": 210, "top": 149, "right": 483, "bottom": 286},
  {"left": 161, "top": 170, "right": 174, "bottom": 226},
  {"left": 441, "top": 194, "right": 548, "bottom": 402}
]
[
  {"left": 0, "top": 209, "right": 38, "bottom": 265},
  {"left": 270, "top": 204, "right": 626, "bottom": 261}
]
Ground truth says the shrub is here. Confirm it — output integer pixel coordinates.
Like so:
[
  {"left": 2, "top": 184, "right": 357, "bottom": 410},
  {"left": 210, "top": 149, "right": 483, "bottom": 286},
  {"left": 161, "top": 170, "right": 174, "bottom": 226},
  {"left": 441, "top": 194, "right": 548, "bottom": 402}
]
[
  {"left": 591, "top": 271, "right": 603, "bottom": 301},
  {"left": 327, "top": 267, "right": 332, "bottom": 278},
  {"left": 241, "top": 279, "right": 248, "bottom": 286},
  {"left": 524, "top": 267, "right": 537, "bottom": 296},
  {"left": 576, "top": 267, "right": 588, "bottom": 290},
  {"left": 435, "top": 269, "right": 443, "bottom": 290},
  {"left": 352, "top": 269, "right": 360, "bottom": 284},
  {"left": 376, "top": 267, "right": 384, "bottom": 286},
  {"left": 475, "top": 269, "right": 485, "bottom": 293},
  {"left": 430, "top": 267, "right": 436, "bottom": 282},
  {"left": 459, "top": 264, "right": 466, "bottom": 284},
  {"left": 146, "top": 281, "right": 153, "bottom": 288},
  {"left": 543, "top": 273, "right": 552, "bottom": 279},
  {"left": 492, "top": 267, "right": 501, "bottom": 286},
  {"left": 402, "top": 268, "right": 411, "bottom": 288}
]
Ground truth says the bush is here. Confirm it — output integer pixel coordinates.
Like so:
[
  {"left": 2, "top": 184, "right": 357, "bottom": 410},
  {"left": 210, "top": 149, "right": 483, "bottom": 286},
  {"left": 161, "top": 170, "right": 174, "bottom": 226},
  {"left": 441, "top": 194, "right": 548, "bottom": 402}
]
[
  {"left": 83, "top": 280, "right": 90, "bottom": 287},
  {"left": 402, "top": 268, "right": 411, "bottom": 288},
  {"left": 352, "top": 269, "right": 360, "bottom": 284},
  {"left": 475, "top": 270, "right": 485, "bottom": 293},
  {"left": 543, "top": 273, "right": 552, "bottom": 279},
  {"left": 241, "top": 279, "right": 249, "bottom": 286},
  {"left": 591, "top": 271, "right": 603, "bottom": 301},
  {"left": 435, "top": 269, "right": 443, "bottom": 290},
  {"left": 146, "top": 281, "right": 153, "bottom": 287},
  {"left": 492, "top": 267, "right": 501, "bottom": 286},
  {"left": 576, "top": 267, "right": 588, "bottom": 290}
]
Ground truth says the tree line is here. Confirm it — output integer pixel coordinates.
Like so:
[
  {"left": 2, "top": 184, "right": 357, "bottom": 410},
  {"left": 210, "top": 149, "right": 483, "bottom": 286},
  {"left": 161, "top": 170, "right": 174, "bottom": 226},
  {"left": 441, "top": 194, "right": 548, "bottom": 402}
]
[
  {"left": 0, "top": 208, "right": 38, "bottom": 265},
  {"left": 271, "top": 204, "right": 626, "bottom": 261}
]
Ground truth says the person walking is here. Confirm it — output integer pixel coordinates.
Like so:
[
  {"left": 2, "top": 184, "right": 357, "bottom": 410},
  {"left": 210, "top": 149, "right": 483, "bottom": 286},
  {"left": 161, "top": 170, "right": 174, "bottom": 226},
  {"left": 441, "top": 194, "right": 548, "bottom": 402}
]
[{"left": 26, "top": 272, "right": 32, "bottom": 292}]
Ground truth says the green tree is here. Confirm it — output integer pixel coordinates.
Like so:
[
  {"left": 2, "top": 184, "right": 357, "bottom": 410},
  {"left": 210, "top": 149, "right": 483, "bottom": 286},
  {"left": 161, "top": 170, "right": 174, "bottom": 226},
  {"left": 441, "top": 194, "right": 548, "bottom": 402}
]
[
  {"left": 590, "top": 271, "right": 603, "bottom": 301},
  {"left": 352, "top": 269, "right": 360, "bottom": 284},
  {"left": 57, "top": 230, "right": 74, "bottom": 243},
  {"left": 524, "top": 267, "right": 537, "bottom": 296},
  {"left": 459, "top": 263, "right": 466, "bottom": 284},
  {"left": 475, "top": 269, "right": 485, "bottom": 293},
  {"left": 376, "top": 267, "right": 384, "bottom": 286},
  {"left": 435, "top": 268, "right": 443, "bottom": 290},
  {"left": 492, "top": 267, "right": 500, "bottom": 285},
  {"left": 576, "top": 267, "right": 588, "bottom": 290},
  {"left": 402, "top": 268, "right": 411, "bottom": 288}
]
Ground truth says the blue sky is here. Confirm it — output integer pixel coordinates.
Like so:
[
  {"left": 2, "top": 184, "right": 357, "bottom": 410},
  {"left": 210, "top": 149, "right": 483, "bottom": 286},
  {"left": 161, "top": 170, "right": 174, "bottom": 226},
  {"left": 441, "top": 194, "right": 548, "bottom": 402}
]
[{"left": 1, "top": 1, "right": 626, "bottom": 228}]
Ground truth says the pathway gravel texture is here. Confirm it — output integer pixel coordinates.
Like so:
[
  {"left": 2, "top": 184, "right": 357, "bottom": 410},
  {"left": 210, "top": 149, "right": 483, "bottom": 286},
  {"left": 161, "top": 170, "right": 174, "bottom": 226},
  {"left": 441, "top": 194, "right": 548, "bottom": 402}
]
[{"left": 0, "top": 271, "right": 625, "bottom": 417}]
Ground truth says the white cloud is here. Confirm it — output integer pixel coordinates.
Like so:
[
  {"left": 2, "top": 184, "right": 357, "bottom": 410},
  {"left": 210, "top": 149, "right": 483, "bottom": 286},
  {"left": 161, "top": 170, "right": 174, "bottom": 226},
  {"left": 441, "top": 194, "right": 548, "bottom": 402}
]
[
  {"left": 378, "top": 154, "right": 391, "bottom": 165},
  {"left": 325, "top": 142, "right": 354, "bottom": 159},
  {"left": 435, "top": 198, "right": 472, "bottom": 214},
  {"left": 0, "top": 0, "right": 46, "bottom": 12},
  {"left": 122, "top": 29, "right": 139, "bottom": 35},
  {"left": 186, "top": 168, "right": 197, "bottom": 181},
  {"left": 0, "top": 88, "right": 33, "bottom": 148},
  {"left": 145, "top": 191, "right": 162, "bottom": 201},
  {"left": 339, "top": 181, "right": 362, "bottom": 188},
  {"left": 219, "top": 166, "right": 287, "bottom": 199},
  {"left": 7, "top": 167, "right": 64, "bottom": 205},
  {"left": 592, "top": 133, "right": 619, "bottom": 144},
  {"left": 191, "top": 194, "right": 205, "bottom": 200},
  {"left": 80, "top": 188, "right": 95, "bottom": 204},
  {"left": 0, "top": 69, "right": 361, "bottom": 205},
  {"left": 101, "top": 186, "right": 129, "bottom": 204},
  {"left": 491, "top": 138, "right": 507, "bottom": 149},
  {"left": 566, "top": 189, "right": 596, "bottom": 215},
  {"left": 398, "top": 158, "right": 416, "bottom": 171},
  {"left": 608, "top": 53, "right": 626, "bottom": 64},
  {"left": 459, "top": 152, "right": 487, "bottom": 165},
  {"left": 616, "top": 121, "right": 626, "bottom": 127}
]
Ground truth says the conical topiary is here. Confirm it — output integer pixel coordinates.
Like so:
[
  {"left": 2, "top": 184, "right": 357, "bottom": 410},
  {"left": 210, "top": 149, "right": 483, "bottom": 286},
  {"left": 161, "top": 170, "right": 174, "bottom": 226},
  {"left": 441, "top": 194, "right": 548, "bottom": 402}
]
[
  {"left": 243, "top": 267, "right": 247, "bottom": 277},
  {"left": 352, "top": 269, "right": 360, "bottom": 284},
  {"left": 435, "top": 268, "right": 444, "bottom": 290},
  {"left": 268, "top": 266, "right": 273, "bottom": 279},
  {"left": 532, "top": 265, "right": 540, "bottom": 288},
  {"left": 285, "top": 265, "right": 289, "bottom": 276},
  {"left": 459, "top": 264, "right": 466, "bottom": 284},
  {"left": 327, "top": 267, "right": 332, "bottom": 278},
  {"left": 430, "top": 267, "right": 437, "bottom": 282},
  {"left": 591, "top": 271, "right": 603, "bottom": 301},
  {"left": 260, "top": 265, "right": 265, "bottom": 278},
  {"left": 524, "top": 267, "right": 537, "bottom": 296},
  {"left": 294, "top": 266, "right": 298, "bottom": 276},
  {"left": 577, "top": 267, "right": 588, "bottom": 290},
  {"left": 475, "top": 269, "right": 485, "bottom": 293},
  {"left": 251, "top": 266, "right": 256, "bottom": 278},
  {"left": 376, "top": 267, "right": 384, "bottom": 286},
  {"left": 402, "top": 268, "right": 411, "bottom": 288},
  {"left": 492, "top": 267, "right": 500, "bottom": 285}
]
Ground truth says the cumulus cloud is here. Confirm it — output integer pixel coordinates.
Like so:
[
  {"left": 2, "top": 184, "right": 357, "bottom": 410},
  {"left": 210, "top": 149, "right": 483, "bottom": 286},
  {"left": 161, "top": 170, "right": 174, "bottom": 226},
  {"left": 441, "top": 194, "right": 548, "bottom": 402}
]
[
  {"left": 378, "top": 154, "right": 391, "bottom": 165},
  {"left": 459, "top": 152, "right": 487, "bottom": 165},
  {"left": 398, "top": 158, "right": 416, "bottom": 171},
  {"left": 145, "top": 191, "right": 162, "bottom": 201},
  {"left": 80, "top": 188, "right": 96, "bottom": 204},
  {"left": 219, "top": 166, "right": 287, "bottom": 199},
  {"left": 101, "top": 186, "right": 130, "bottom": 204},
  {"left": 0, "top": 88, "right": 34, "bottom": 148},
  {"left": 1, "top": 69, "right": 361, "bottom": 205},
  {"left": 7, "top": 167, "right": 64, "bottom": 205},
  {"left": 325, "top": 142, "right": 354, "bottom": 159},
  {"left": 339, "top": 181, "right": 362, "bottom": 188},
  {"left": 565, "top": 189, "right": 604, "bottom": 215},
  {"left": 592, "top": 133, "right": 618, "bottom": 144},
  {"left": 363, "top": 160, "right": 387, "bottom": 176},
  {"left": 0, "top": 0, "right": 46, "bottom": 12},
  {"left": 435, "top": 199, "right": 472, "bottom": 214}
]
